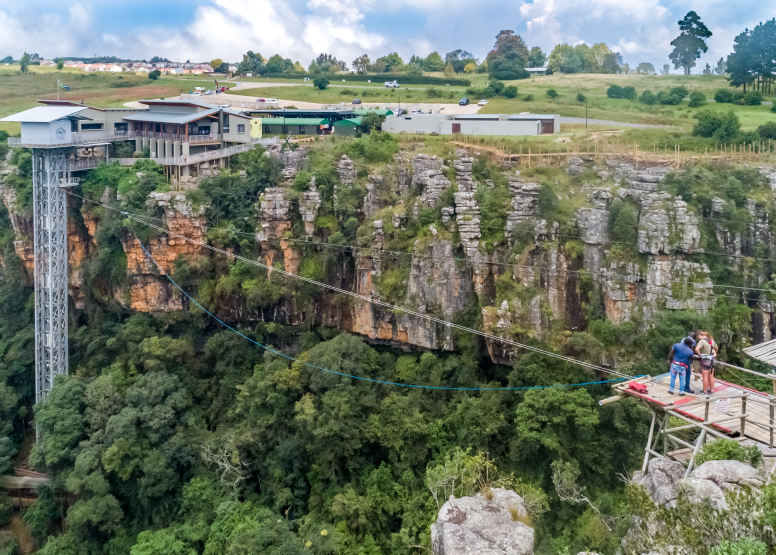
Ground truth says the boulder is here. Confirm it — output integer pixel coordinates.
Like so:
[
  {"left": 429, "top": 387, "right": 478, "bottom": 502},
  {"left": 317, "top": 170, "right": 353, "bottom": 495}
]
[
  {"left": 691, "top": 460, "right": 764, "bottom": 489},
  {"left": 677, "top": 478, "right": 728, "bottom": 510},
  {"left": 431, "top": 488, "right": 533, "bottom": 555},
  {"left": 636, "top": 458, "right": 685, "bottom": 507}
]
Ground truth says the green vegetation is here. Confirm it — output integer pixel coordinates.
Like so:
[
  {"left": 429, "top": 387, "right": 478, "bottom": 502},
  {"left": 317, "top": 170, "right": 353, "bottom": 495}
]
[{"left": 694, "top": 438, "right": 763, "bottom": 468}]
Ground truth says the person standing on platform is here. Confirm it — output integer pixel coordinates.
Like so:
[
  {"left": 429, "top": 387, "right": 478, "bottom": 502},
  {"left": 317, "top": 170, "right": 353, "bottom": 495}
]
[{"left": 667, "top": 337, "right": 695, "bottom": 396}]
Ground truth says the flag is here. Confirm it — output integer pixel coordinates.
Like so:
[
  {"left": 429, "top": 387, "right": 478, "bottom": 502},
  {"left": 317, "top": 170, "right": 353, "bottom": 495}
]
[{"left": 58, "top": 79, "right": 71, "bottom": 91}]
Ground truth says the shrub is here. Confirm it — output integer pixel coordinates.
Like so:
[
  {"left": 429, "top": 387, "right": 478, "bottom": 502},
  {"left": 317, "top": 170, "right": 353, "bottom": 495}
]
[
  {"left": 538, "top": 182, "right": 557, "bottom": 216},
  {"left": 606, "top": 84, "right": 623, "bottom": 99},
  {"left": 523, "top": 94, "right": 533, "bottom": 101},
  {"left": 482, "top": 86, "right": 496, "bottom": 98},
  {"left": 576, "top": 93, "right": 585, "bottom": 103},
  {"left": 313, "top": 77, "right": 329, "bottom": 90},
  {"left": 670, "top": 86, "right": 689, "bottom": 98},
  {"left": 546, "top": 89, "right": 558, "bottom": 99},
  {"left": 772, "top": 104, "right": 776, "bottom": 114},
  {"left": 657, "top": 91, "right": 683, "bottom": 105},
  {"left": 688, "top": 91, "right": 706, "bottom": 108},
  {"left": 292, "top": 171, "right": 313, "bottom": 191},
  {"left": 744, "top": 91, "right": 763, "bottom": 105},
  {"left": 693, "top": 111, "right": 741, "bottom": 141},
  {"left": 714, "top": 89, "right": 733, "bottom": 103},
  {"left": 426, "top": 87, "right": 441, "bottom": 98},
  {"left": 694, "top": 437, "right": 762, "bottom": 468},
  {"left": 622, "top": 86, "right": 637, "bottom": 100},
  {"left": 732, "top": 91, "right": 746, "bottom": 105},
  {"left": 639, "top": 90, "right": 657, "bottom": 105},
  {"left": 709, "top": 538, "right": 767, "bottom": 555},
  {"left": 148, "top": 70, "right": 161, "bottom": 80},
  {"left": 339, "top": 89, "right": 355, "bottom": 95},
  {"left": 491, "top": 81, "right": 504, "bottom": 95},
  {"left": 503, "top": 86, "right": 518, "bottom": 99}
]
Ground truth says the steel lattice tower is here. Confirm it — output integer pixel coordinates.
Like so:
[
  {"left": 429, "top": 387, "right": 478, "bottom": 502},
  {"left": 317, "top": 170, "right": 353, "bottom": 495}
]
[{"left": 32, "top": 148, "right": 70, "bottom": 404}]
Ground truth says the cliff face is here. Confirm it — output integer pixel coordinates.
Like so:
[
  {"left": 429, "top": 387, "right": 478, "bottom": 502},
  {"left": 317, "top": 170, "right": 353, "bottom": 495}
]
[{"left": 3, "top": 148, "right": 775, "bottom": 365}]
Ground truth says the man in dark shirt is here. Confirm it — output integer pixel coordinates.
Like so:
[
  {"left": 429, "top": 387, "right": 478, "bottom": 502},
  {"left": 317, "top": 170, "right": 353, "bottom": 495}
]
[{"left": 667, "top": 337, "right": 694, "bottom": 396}]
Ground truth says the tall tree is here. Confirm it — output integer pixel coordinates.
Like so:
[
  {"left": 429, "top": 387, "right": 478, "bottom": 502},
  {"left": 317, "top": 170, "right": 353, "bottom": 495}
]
[
  {"left": 527, "top": 46, "right": 546, "bottom": 68},
  {"left": 715, "top": 57, "right": 727, "bottom": 74},
  {"left": 669, "top": 11, "right": 712, "bottom": 74},
  {"left": 422, "top": 52, "right": 445, "bottom": 72},
  {"left": 352, "top": 54, "right": 371, "bottom": 74},
  {"left": 486, "top": 30, "right": 530, "bottom": 80}
]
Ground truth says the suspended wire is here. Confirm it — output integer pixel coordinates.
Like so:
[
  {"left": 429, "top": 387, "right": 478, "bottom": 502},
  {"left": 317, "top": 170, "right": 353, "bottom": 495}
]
[
  {"left": 67, "top": 192, "right": 776, "bottom": 297},
  {"left": 130, "top": 228, "right": 633, "bottom": 392},
  {"left": 84, "top": 193, "right": 763, "bottom": 401}
]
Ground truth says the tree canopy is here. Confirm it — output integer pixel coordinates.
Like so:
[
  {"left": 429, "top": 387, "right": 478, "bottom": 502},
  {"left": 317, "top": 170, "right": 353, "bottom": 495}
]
[
  {"left": 486, "top": 30, "right": 530, "bottom": 80},
  {"left": 669, "top": 11, "right": 712, "bottom": 74}
]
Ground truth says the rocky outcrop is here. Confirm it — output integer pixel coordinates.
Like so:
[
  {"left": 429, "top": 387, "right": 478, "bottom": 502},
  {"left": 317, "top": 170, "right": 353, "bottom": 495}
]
[
  {"left": 417, "top": 169, "right": 451, "bottom": 209},
  {"left": 691, "top": 460, "right": 764, "bottom": 490},
  {"left": 505, "top": 176, "right": 541, "bottom": 243},
  {"left": 298, "top": 177, "right": 321, "bottom": 239},
  {"left": 575, "top": 189, "right": 612, "bottom": 245},
  {"left": 256, "top": 187, "right": 291, "bottom": 243},
  {"left": 601, "top": 256, "right": 714, "bottom": 324},
  {"left": 609, "top": 159, "right": 672, "bottom": 192},
  {"left": 633, "top": 456, "right": 685, "bottom": 508},
  {"left": 431, "top": 488, "right": 533, "bottom": 555},
  {"left": 122, "top": 192, "right": 207, "bottom": 312},
  {"left": 336, "top": 155, "right": 357, "bottom": 210},
  {"left": 363, "top": 174, "right": 383, "bottom": 217},
  {"left": 637, "top": 193, "right": 701, "bottom": 255}
]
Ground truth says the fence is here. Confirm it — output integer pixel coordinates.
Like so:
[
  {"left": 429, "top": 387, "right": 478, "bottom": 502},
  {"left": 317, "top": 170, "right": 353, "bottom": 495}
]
[
  {"left": 8, "top": 130, "right": 137, "bottom": 149},
  {"left": 448, "top": 135, "right": 776, "bottom": 169}
]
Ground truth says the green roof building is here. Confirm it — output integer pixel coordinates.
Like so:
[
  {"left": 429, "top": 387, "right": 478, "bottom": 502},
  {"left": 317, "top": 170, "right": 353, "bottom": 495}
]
[
  {"left": 352, "top": 108, "right": 394, "bottom": 116},
  {"left": 333, "top": 117, "right": 363, "bottom": 137},
  {"left": 260, "top": 118, "right": 331, "bottom": 136}
]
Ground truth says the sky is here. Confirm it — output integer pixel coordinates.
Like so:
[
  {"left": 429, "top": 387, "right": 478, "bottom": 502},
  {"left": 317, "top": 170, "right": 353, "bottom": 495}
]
[{"left": 0, "top": 1, "right": 772, "bottom": 72}]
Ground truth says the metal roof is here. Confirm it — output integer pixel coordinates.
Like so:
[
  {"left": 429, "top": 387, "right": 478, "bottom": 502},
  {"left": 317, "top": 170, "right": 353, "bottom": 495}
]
[
  {"left": 1, "top": 105, "right": 87, "bottom": 123},
  {"left": 250, "top": 109, "right": 353, "bottom": 115},
  {"left": 454, "top": 114, "right": 501, "bottom": 120},
  {"left": 507, "top": 114, "right": 558, "bottom": 120},
  {"left": 353, "top": 109, "right": 393, "bottom": 116},
  {"left": 260, "top": 118, "right": 331, "bottom": 125},
  {"left": 334, "top": 117, "right": 362, "bottom": 125},
  {"left": 743, "top": 339, "right": 776, "bottom": 366},
  {"left": 122, "top": 109, "right": 219, "bottom": 125},
  {"left": 138, "top": 98, "right": 217, "bottom": 110}
]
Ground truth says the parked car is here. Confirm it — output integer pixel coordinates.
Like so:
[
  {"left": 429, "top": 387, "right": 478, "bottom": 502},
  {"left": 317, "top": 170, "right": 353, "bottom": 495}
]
[
  {"left": 191, "top": 91, "right": 202, "bottom": 96},
  {"left": 353, "top": 99, "right": 362, "bottom": 105},
  {"left": 257, "top": 98, "right": 266, "bottom": 102},
  {"left": 478, "top": 99, "right": 489, "bottom": 106},
  {"left": 459, "top": 98, "right": 470, "bottom": 106},
  {"left": 204, "top": 90, "right": 214, "bottom": 95},
  {"left": 267, "top": 98, "right": 279, "bottom": 103},
  {"left": 385, "top": 81, "right": 400, "bottom": 88},
  {"left": 411, "top": 108, "right": 422, "bottom": 114},
  {"left": 217, "top": 105, "right": 230, "bottom": 110}
]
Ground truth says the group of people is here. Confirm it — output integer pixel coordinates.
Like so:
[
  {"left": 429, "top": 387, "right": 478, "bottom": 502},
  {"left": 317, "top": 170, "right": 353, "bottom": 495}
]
[{"left": 667, "top": 331, "right": 719, "bottom": 398}]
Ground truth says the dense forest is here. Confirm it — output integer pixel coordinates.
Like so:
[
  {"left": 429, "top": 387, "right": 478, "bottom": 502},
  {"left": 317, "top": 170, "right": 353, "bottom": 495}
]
[{"left": 1, "top": 132, "right": 775, "bottom": 554}]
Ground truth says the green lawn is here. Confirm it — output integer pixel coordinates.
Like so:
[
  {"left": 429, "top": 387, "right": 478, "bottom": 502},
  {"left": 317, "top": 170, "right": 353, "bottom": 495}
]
[{"left": 232, "top": 72, "right": 776, "bottom": 131}]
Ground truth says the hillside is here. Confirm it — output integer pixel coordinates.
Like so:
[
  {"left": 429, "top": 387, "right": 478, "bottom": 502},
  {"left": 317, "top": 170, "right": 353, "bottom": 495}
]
[{"left": 0, "top": 123, "right": 775, "bottom": 553}]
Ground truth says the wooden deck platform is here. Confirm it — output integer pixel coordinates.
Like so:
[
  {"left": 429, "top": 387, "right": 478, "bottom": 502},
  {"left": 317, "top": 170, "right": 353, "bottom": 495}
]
[{"left": 609, "top": 372, "right": 776, "bottom": 475}]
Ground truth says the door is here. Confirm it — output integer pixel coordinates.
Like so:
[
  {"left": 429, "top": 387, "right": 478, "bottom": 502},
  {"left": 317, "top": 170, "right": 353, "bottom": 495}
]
[
  {"left": 452, "top": 123, "right": 461, "bottom": 134},
  {"left": 541, "top": 120, "right": 554, "bottom": 134}
]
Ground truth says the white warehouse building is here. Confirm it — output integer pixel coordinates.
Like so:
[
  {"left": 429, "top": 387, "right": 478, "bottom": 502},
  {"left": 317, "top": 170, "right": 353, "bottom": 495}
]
[{"left": 382, "top": 113, "right": 560, "bottom": 136}]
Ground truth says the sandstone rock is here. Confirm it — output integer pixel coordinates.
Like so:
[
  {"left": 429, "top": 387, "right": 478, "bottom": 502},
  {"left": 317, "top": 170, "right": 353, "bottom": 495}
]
[
  {"left": 256, "top": 187, "right": 291, "bottom": 243},
  {"left": 691, "top": 460, "right": 764, "bottom": 489},
  {"left": 363, "top": 174, "right": 383, "bottom": 217},
  {"left": 430, "top": 488, "right": 533, "bottom": 555},
  {"left": 505, "top": 179, "right": 541, "bottom": 243},
  {"left": 298, "top": 176, "right": 321, "bottom": 239},
  {"left": 637, "top": 193, "right": 701, "bottom": 254},
  {"left": 637, "top": 458, "right": 685, "bottom": 507},
  {"left": 677, "top": 478, "right": 728, "bottom": 510},
  {"left": 576, "top": 207, "right": 608, "bottom": 245},
  {"left": 372, "top": 220, "right": 385, "bottom": 250}
]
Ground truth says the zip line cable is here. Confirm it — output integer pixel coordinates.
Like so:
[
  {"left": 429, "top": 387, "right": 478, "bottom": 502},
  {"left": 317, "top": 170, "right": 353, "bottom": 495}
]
[
  {"left": 92, "top": 196, "right": 769, "bottom": 400},
  {"left": 68, "top": 192, "right": 776, "bottom": 296},
  {"left": 130, "top": 228, "right": 633, "bottom": 392}
]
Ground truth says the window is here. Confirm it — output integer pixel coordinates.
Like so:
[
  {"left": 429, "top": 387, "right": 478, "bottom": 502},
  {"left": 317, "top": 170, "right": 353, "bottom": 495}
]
[
  {"left": 263, "top": 125, "right": 270, "bottom": 134},
  {"left": 71, "top": 120, "right": 78, "bottom": 132},
  {"left": 114, "top": 123, "right": 128, "bottom": 133},
  {"left": 237, "top": 124, "right": 245, "bottom": 133},
  {"left": 298, "top": 125, "right": 306, "bottom": 135},
  {"left": 81, "top": 123, "right": 104, "bottom": 131}
]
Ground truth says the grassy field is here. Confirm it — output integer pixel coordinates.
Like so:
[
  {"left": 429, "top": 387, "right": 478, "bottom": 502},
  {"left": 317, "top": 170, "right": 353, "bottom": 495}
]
[
  {"left": 231, "top": 72, "right": 776, "bottom": 131},
  {"left": 0, "top": 65, "right": 233, "bottom": 134}
]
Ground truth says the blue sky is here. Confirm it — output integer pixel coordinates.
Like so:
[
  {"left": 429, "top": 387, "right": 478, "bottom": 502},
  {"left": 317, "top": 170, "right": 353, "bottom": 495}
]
[{"left": 0, "top": 1, "right": 773, "bottom": 71}]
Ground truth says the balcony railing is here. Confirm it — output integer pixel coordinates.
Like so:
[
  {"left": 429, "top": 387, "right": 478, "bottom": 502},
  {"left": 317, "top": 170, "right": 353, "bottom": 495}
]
[{"left": 8, "top": 131, "right": 137, "bottom": 149}]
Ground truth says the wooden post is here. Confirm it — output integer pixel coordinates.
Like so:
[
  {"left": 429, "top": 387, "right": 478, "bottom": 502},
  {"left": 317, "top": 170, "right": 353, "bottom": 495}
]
[
  {"left": 643, "top": 411, "right": 657, "bottom": 472},
  {"left": 741, "top": 395, "right": 747, "bottom": 437},
  {"left": 528, "top": 147, "right": 531, "bottom": 167},
  {"left": 770, "top": 398, "right": 774, "bottom": 449},
  {"left": 663, "top": 412, "right": 669, "bottom": 455},
  {"left": 684, "top": 429, "right": 707, "bottom": 478}
]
